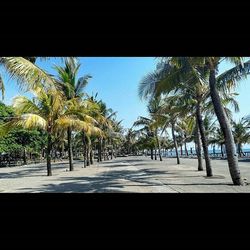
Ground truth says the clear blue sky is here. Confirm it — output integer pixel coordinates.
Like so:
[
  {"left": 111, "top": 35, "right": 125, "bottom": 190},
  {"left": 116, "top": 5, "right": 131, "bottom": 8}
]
[
  {"left": 1, "top": 57, "right": 250, "bottom": 130},
  {"left": 1, "top": 57, "right": 156, "bottom": 128}
]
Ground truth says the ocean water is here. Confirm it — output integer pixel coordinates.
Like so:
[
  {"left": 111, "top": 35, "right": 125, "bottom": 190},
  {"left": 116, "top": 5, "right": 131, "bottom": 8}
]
[{"left": 145, "top": 148, "right": 250, "bottom": 157}]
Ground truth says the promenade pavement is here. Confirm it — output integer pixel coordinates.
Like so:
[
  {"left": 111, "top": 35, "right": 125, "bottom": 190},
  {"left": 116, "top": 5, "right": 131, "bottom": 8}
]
[{"left": 1, "top": 156, "right": 250, "bottom": 192}]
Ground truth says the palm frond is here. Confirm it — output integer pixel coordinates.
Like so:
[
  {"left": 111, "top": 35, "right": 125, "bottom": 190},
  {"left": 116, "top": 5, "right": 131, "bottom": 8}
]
[
  {"left": 19, "top": 114, "right": 47, "bottom": 129},
  {"left": 12, "top": 96, "right": 40, "bottom": 115},
  {"left": 87, "top": 126, "right": 104, "bottom": 137},
  {"left": 54, "top": 116, "right": 94, "bottom": 133},
  {"left": 133, "top": 116, "right": 152, "bottom": 127},
  {"left": 0, "top": 114, "right": 47, "bottom": 136},
  {"left": 217, "top": 60, "right": 250, "bottom": 91},
  {"left": 0, "top": 57, "right": 56, "bottom": 91},
  {"left": 221, "top": 96, "right": 240, "bottom": 113},
  {"left": 50, "top": 90, "right": 65, "bottom": 114},
  {"left": 75, "top": 75, "right": 92, "bottom": 96},
  {"left": 138, "top": 71, "right": 160, "bottom": 100}
]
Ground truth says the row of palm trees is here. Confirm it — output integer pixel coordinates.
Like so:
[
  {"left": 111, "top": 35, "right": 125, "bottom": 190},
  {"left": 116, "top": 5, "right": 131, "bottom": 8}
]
[
  {"left": 135, "top": 57, "right": 250, "bottom": 186},
  {"left": 0, "top": 57, "right": 249, "bottom": 185},
  {"left": 0, "top": 57, "right": 124, "bottom": 176}
]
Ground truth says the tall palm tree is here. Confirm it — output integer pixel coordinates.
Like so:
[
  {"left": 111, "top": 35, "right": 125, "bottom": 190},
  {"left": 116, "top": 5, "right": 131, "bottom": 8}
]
[
  {"left": 157, "top": 96, "right": 189, "bottom": 165},
  {"left": 133, "top": 97, "right": 169, "bottom": 161},
  {"left": 194, "top": 120, "right": 204, "bottom": 171},
  {"left": 133, "top": 116, "right": 159, "bottom": 160},
  {"left": 0, "top": 57, "right": 75, "bottom": 100},
  {"left": 176, "top": 117, "right": 195, "bottom": 157},
  {"left": 95, "top": 99, "right": 116, "bottom": 161},
  {"left": 0, "top": 57, "right": 56, "bottom": 94},
  {"left": 205, "top": 57, "right": 250, "bottom": 185},
  {"left": 139, "top": 58, "right": 213, "bottom": 174},
  {"left": 140, "top": 57, "right": 250, "bottom": 185},
  {"left": 232, "top": 117, "right": 250, "bottom": 157},
  {"left": 210, "top": 127, "right": 225, "bottom": 157},
  {"left": 0, "top": 86, "right": 95, "bottom": 176},
  {"left": 164, "top": 58, "right": 213, "bottom": 175},
  {"left": 54, "top": 57, "right": 92, "bottom": 171},
  {"left": 73, "top": 98, "right": 104, "bottom": 167},
  {"left": 182, "top": 57, "right": 250, "bottom": 184}
]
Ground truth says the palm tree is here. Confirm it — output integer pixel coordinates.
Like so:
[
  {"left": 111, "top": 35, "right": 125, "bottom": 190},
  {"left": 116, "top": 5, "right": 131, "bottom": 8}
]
[
  {"left": 0, "top": 57, "right": 76, "bottom": 100},
  {"left": 133, "top": 97, "right": 168, "bottom": 161},
  {"left": 0, "top": 57, "right": 56, "bottom": 92},
  {"left": 163, "top": 58, "right": 213, "bottom": 175},
  {"left": 140, "top": 57, "right": 250, "bottom": 185},
  {"left": 74, "top": 98, "right": 104, "bottom": 167},
  {"left": 94, "top": 99, "right": 116, "bottom": 161},
  {"left": 166, "top": 57, "right": 249, "bottom": 184},
  {"left": 0, "top": 86, "right": 95, "bottom": 176},
  {"left": 139, "top": 58, "right": 213, "bottom": 173},
  {"left": 148, "top": 97, "right": 169, "bottom": 161},
  {"left": 194, "top": 121, "right": 204, "bottom": 171},
  {"left": 232, "top": 117, "right": 250, "bottom": 157},
  {"left": 206, "top": 57, "right": 250, "bottom": 185},
  {"left": 133, "top": 116, "right": 158, "bottom": 160},
  {"left": 176, "top": 117, "right": 195, "bottom": 157},
  {"left": 158, "top": 97, "right": 188, "bottom": 165},
  {"left": 54, "top": 57, "right": 92, "bottom": 171},
  {"left": 210, "top": 127, "right": 225, "bottom": 157},
  {"left": 105, "top": 119, "right": 124, "bottom": 159}
]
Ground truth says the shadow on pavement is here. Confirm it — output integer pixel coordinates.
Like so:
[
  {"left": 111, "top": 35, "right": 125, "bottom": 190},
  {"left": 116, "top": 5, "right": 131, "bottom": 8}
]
[{"left": 14, "top": 165, "right": 234, "bottom": 193}]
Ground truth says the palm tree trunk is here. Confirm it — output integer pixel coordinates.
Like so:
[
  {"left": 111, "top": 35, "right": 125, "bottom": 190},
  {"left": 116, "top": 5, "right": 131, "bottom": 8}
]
[
  {"left": 238, "top": 143, "right": 241, "bottom": 157},
  {"left": 62, "top": 143, "right": 65, "bottom": 158},
  {"left": 221, "top": 144, "right": 224, "bottom": 158},
  {"left": 98, "top": 138, "right": 102, "bottom": 162},
  {"left": 23, "top": 148, "right": 27, "bottom": 165},
  {"left": 82, "top": 134, "right": 87, "bottom": 168},
  {"left": 114, "top": 145, "right": 116, "bottom": 158},
  {"left": 241, "top": 149, "right": 245, "bottom": 157},
  {"left": 195, "top": 124, "right": 203, "bottom": 171},
  {"left": 154, "top": 148, "right": 157, "bottom": 160},
  {"left": 180, "top": 144, "right": 183, "bottom": 156},
  {"left": 155, "top": 132, "right": 162, "bottom": 161},
  {"left": 86, "top": 144, "right": 90, "bottom": 166},
  {"left": 47, "top": 132, "right": 52, "bottom": 176},
  {"left": 111, "top": 147, "right": 113, "bottom": 160},
  {"left": 196, "top": 103, "right": 213, "bottom": 176},
  {"left": 150, "top": 148, "right": 153, "bottom": 160},
  {"left": 102, "top": 139, "right": 105, "bottom": 160},
  {"left": 209, "top": 66, "right": 244, "bottom": 185},
  {"left": 184, "top": 138, "right": 188, "bottom": 156},
  {"left": 59, "top": 147, "right": 63, "bottom": 159},
  {"left": 67, "top": 127, "right": 74, "bottom": 171},
  {"left": 171, "top": 121, "right": 180, "bottom": 164},
  {"left": 42, "top": 148, "right": 45, "bottom": 158},
  {"left": 90, "top": 145, "right": 94, "bottom": 165}
]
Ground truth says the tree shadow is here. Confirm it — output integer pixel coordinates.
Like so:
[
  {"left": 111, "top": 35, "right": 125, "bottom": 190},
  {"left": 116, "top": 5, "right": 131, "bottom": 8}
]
[
  {"left": 238, "top": 158, "right": 250, "bottom": 162},
  {"left": 168, "top": 183, "right": 234, "bottom": 186},
  {"left": 0, "top": 161, "right": 72, "bottom": 179},
  {"left": 13, "top": 165, "right": 235, "bottom": 193},
  {"left": 1, "top": 156, "right": 244, "bottom": 192},
  {"left": 14, "top": 167, "right": 173, "bottom": 192}
]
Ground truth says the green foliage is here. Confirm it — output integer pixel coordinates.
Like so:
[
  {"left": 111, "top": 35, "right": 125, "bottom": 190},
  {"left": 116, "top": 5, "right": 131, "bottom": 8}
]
[
  {"left": 0, "top": 102, "right": 14, "bottom": 122},
  {"left": 0, "top": 128, "right": 47, "bottom": 155},
  {"left": 0, "top": 102, "right": 47, "bottom": 155},
  {"left": 232, "top": 117, "right": 250, "bottom": 145}
]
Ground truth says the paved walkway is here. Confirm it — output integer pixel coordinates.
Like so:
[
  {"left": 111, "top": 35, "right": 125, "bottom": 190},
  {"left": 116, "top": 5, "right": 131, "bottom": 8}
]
[{"left": 1, "top": 156, "right": 250, "bottom": 192}]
